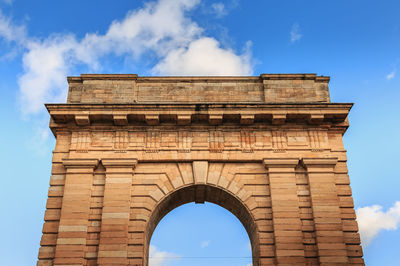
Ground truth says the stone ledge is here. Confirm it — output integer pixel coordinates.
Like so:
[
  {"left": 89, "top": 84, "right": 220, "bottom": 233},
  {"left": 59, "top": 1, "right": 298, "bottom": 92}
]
[
  {"left": 302, "top": 158, "right": 338, "bottom": 166},
  {"left": 101, "top": 158, "right": 138, "bottom": 168},
  {"left": 47, "top": 103, "right": 352, "bottom": 136},
  {"left": 68, "top": 73, "right": 328, "bottom": 82},
  {"left": 263, "top": 158, "right": 300, "bottom": 167},
  {"left": 62, "top": 158, "right": 99, "bottom": 168}
]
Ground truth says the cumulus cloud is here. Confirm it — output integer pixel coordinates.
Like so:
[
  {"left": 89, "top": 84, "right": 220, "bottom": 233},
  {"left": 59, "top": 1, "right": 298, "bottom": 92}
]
[
  {"left": 290, "top": 23, "right": 302, "bottom": 43},
  {"left": 149, "top": 245, "right": 180, "bottom": 266},
  {"left": 356, "top": 201, "right": 400, "bottom": 247},
  {"left": 386, "top": 69, "right": 396, "bottom": 80},
  {"left": 19, "top": 35, "right": 78, "bottom": 114},
  {"left": 153, "top": 37, "right": 252, "bottom": 75},
  {"left": 0, "top": 0, "right": 253, "bottom": 116},
  {"left": 17, "top": 0, "right": 204, "bottom": 114}
]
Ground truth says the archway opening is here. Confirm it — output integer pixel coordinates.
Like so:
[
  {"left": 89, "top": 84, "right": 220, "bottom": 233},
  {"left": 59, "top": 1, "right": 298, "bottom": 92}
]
[
  {"left": 145, "top": 185, "right": 259, "bottom": 266},
  {"left": 150, "top": 202, "right": 252, "bottom": 266}
]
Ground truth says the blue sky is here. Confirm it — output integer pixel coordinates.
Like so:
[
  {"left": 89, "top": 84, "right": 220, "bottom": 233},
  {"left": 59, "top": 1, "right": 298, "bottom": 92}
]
[{"left": 0, "top": 0, "right": 399, "bottom": 265}]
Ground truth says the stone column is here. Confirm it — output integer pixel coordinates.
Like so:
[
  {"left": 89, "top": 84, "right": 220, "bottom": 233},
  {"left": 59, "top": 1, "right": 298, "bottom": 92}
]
[
  {"left": 302, "top": 158, "right": 348, "bottom": 264},
  {"left": 97, "top": 158, "right": 137, "bottom": 265},
  {"left": 54, "top": 158, "right": 98, "bottom": 265},
  {"left": 263, "top": 158, "right": 305, "bottom": 265}
]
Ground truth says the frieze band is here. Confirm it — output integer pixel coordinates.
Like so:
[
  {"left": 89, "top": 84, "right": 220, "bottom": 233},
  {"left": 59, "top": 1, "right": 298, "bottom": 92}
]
[{"left": 70, "top": 128, "right": 328, "bottom": 153}]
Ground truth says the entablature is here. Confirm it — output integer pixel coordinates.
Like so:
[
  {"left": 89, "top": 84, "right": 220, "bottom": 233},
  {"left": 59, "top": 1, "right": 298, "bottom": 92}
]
[{"left": 47, "top": 103, "right": 352, "bottom": 136}]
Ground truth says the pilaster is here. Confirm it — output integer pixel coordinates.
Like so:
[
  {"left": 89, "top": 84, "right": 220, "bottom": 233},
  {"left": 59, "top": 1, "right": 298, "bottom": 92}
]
[
  {"left": 54, "top": 158, "right": 98, "bottom": 265},
  {"left": 263, "top": 158, "right": 305, "bottom": 265},
  {"left": 302, "top": 158, "right": 348, "bottom": 265},
  {"left": 97, "top": 158, "right": 138, "bottom": 265}
]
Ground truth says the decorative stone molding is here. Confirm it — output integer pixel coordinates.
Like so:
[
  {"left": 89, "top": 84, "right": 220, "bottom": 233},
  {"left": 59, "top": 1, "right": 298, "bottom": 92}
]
[
  {"left": 263, "top": 158, "right": 299, "bottom": 168},
  {"left": 209, "top": 114, "right": 223, "bottom": 125},
  {"left": 66, "top": 128, "right": 334, "bottom": 154},
  {"left": 209, "top": 130, "right": 224, "bottom": 153},
  {"left": 145, "top": 114, "right": 159, "bottom": 125},
  {"left": 62, "top": 158, "right": 99, "bottom": 169},
  {"left": 114, "top": 130, "right": 128, "bottom": 152},
  {"left": 70, "top": 131, "right": 91, "bottom": 153},
  {"left": 75, "top": 114, "right": 90, "bottom": 126},
  {"left": 113, "top": 114, "right": 128, "bottom": 126},
  {"left": 240, "top": 114, "right": 254, "bottom": 124},
  {"left": 177, "top": 114, "right": 191, "bottom": 125},
  {"left": 47, "top": 103, "right": 352, "bottom": 136},
  {"left": 240, "top": 130, "right": 254, "bottom": 153},
  {"left": 302, "top": 157, "right": 338, "bottom": 167},
  {"left": 272, "top": 130, "right": 287, "bottom": 152},
  {"left": 101, "top": 158, "right": 138, "bottom": 169},
  {"left": 178, "top": 130, "right": 192, "bottom": 152},
  {"left": 145, "top": 129, "right": 160, "bottom": 153}
]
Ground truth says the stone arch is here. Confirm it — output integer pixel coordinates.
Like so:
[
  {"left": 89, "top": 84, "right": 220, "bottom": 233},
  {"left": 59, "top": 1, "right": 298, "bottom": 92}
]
[
  {"left": 38, "top": 74, "right": 365, "bottom": 266},
  {"left": 143, "top": 184, "right": 261, "bottom": 266}
]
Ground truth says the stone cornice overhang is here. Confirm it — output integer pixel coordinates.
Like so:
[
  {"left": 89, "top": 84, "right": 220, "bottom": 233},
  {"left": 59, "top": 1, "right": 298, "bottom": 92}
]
[
  {"left": 67, "top": 73, "right": 330, "bottom": 83},
  {"left": 46, "top": 102, "right": 352, "bottom": 136}
]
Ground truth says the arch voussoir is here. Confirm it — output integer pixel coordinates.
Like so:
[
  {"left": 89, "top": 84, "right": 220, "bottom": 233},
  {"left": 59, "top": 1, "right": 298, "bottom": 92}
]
[{"left": 137, "top": 161, "right": 270, "bottom": 265}]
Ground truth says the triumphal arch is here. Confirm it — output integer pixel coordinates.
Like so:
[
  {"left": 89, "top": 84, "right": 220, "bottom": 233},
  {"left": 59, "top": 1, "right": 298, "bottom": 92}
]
[{"left": 37, "top": 74, "right": 364, "bottom": 265}]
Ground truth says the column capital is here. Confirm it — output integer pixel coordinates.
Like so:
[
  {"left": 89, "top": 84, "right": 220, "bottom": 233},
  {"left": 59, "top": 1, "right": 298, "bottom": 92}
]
[
  {"left": 263, "top": 158, "right": 299, "bottom": 168},
  {"left": 62, "top": 158, "right": 99, "bottom": 169},
  {"left": 301, "top": 157, "right": 338, "bottom": 167},
  {"left": 101, "top": 158, "right": 138, "bottom": 168}
]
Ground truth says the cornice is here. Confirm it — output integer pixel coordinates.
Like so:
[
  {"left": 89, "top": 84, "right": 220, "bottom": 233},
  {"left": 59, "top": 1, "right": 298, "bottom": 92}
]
[
  {"left": 46, "top": 103, "right": 351, "bottom": 136},
  {"left": 66, "top": 73, "right": 329, "bottom": 83},
  {"left": 46, "top": 102, "right": 352, "bottom": 108}
]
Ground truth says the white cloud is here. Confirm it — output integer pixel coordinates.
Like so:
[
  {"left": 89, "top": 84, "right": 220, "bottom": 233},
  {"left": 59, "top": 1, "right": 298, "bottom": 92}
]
[
  {"left": 211, "top": 2, "right": 227, "bottom": 17},
  {"left": 19, "top": 35, "right": 78, "bottom": 114},
  {"left": 386, "top": 69, "right": 396, "bottom": 80},
  {"left": 16, "top": 0, "right": 204, "bottom": 114},
  {"left": 201, "top": 240, "right": 210, "bottom": 248},
  {"left": 0, "top": 0, "right": 253, "bottom": 116},
  {"left": 0, "top": 10, "right": 26, "bottom": 43},
  {"left": 356, "top": 201, "right": 400, "bottom": 247},
  {"left": 290, "top": 23, "right": 302, "bottom": 43},
  {"left": 153, "top": 37, "right": 252, "bottom": 75},
  {"left": 149, "top": 245, "right": 180, "bottom": 266}
]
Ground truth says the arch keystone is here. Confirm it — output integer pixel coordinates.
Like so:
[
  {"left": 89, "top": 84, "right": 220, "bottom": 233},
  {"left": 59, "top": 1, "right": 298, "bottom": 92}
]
[{"left": 192, "top": 161, "right": 208, "bottom": 184}]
